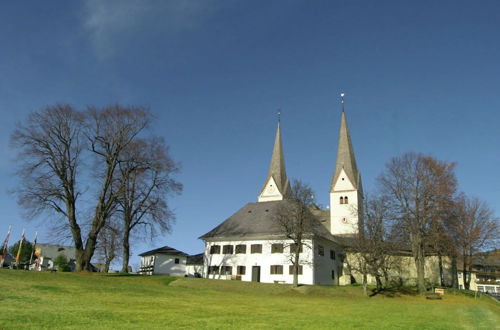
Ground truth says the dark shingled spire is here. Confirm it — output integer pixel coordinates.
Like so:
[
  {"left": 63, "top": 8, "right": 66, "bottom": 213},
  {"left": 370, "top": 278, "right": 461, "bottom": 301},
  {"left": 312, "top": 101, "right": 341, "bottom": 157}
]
[
  {"left": 259, "top": 122, "right": 290, "bottom": 198},
  {"left": 330, "top": 111, "right": 361, "bottom": 191}
]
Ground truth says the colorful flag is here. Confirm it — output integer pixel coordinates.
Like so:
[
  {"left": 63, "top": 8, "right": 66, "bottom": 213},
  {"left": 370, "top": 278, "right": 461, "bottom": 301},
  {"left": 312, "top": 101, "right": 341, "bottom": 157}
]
[
  {"left": 15, "top": 229, "right": 25, "bottom": 264},
  {"left": 0, "top": 225, "right": 12, "bottom": 267},
  {"left": 29, "top": 232, "right": 38, "bottom": 269},
  {"left": 34, "top": 248, "right": 42, "bottom": 271}
]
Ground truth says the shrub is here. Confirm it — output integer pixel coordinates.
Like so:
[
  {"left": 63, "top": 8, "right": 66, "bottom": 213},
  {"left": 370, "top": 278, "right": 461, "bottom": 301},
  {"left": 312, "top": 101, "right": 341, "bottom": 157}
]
[{"left": 53, "top": 254, "right": 71, "bottom": 272}]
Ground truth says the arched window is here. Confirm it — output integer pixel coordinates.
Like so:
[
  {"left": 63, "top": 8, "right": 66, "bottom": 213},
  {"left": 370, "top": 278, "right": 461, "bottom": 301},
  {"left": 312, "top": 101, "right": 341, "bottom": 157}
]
[
  {"left": 339, "top": 196, "right": 344, "bottom": 204},
  {"left": 344, "top": 196, "right": 349, "bottom": 204}
]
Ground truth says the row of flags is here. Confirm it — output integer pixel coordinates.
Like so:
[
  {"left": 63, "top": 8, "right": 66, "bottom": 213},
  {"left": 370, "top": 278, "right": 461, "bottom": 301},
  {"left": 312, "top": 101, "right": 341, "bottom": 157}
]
[{"left": 0, "top": 226, "right": 41, "bottom": 270}]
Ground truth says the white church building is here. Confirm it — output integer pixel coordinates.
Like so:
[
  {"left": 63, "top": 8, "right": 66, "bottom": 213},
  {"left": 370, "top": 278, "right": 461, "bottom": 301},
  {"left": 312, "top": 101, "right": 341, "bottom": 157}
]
[{"left": 199, "top": 108, "right": 362, "bottom": 285}]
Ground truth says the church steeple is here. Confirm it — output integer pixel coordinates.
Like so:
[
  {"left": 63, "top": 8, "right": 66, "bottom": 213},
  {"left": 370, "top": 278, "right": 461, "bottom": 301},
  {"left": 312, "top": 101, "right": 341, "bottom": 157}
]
[
  {"left": 258, "top": 121, "right": 291, "bottom": 202},
  {"left": 329, "top": 94, "right": 363, "bottom": 236},
  {"left": 330, "top": 111, "right": 361, "bottom": 192}
]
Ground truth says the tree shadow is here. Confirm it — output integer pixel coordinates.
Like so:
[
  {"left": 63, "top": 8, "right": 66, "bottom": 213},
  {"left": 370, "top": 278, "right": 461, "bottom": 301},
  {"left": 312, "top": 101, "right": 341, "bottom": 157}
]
[{"left": 369, "top": 286, "right": 418, "bottom": 297}]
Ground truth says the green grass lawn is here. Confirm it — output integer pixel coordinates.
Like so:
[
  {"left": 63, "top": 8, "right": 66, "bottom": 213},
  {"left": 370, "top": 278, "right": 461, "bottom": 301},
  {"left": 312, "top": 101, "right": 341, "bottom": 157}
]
[{"left": 0, "top": 270, "right": 498, "bottom": 329}]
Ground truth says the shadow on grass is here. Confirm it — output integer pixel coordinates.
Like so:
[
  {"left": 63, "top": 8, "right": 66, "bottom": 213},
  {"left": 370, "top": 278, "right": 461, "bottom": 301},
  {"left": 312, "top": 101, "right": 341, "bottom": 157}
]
[{"left": 369, "top": 286, "right": 419, "bottom": 298}]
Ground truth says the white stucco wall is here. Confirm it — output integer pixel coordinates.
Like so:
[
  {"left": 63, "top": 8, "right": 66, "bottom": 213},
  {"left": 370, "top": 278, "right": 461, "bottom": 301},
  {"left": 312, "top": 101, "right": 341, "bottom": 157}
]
[
  {"left": 204, "top": 238, "right": 341, "bottom": 285},
  {"left": 330, "top": 169, "right": 362, "bottom": 235},
  {"left": 140, "top": 254, "right": 187, "bottom": 276},
  {"left": 258, "top": 177, "right": 284, "bottom": 202},
  {"left": 186, "top": 264, "right": 204, "bottom": 277},
  {"left": 312, "top": 237, "right": 343, "bottom": 285}
]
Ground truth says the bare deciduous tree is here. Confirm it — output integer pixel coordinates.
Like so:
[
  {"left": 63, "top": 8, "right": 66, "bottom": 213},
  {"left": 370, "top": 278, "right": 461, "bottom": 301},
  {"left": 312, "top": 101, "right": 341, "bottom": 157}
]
[
  {"left": 449, "top": 194, "right": 498, "bottom": 289},
  {"left": 11, "top": 105, "right": 86, "bottom": 268},
  {"left": 274, "top": 180, "right": 316, "bottom": 287},
  {"left": 378, "top": 153, "right": 457, "bottom": 293},
  {"left": 349, "top": 195, "right": 396, "bottom": 295},
  {"left": 81, "top": 105, "right": 151, "bottom": 270},
  {"left": 117, "top": 137, "right": 182, "bottom": 273},
  {"left": 11, "top": 104, "right": 171, "bottom": 271},
  {"left": 95, "top": 218, "right": 122, "bottom": 273}
]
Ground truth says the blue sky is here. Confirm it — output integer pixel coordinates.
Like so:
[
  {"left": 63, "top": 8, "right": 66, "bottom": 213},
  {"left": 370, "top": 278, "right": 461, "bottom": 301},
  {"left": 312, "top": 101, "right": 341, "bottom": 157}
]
[{"left": 1, "top": 0, "right": 499, "bottom": 269}]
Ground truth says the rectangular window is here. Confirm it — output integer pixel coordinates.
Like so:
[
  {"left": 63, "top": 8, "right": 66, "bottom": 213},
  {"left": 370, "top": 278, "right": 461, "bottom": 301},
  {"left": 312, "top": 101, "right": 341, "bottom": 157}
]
[
  {"left": 271, "top": 243, "right": 284, "bottom": 253},
  {"left": 208, "top": 266, "right": 219, "bottom": 274},
  {"left": 222, "top": 245, "right": 234, "bottom": 254},
  {"left": 330, "top": 250, "right": 335, "bottom": 260},
  {"left": 290, "top": 243, "right": 303, "bottom": 254},
  {"left": 174, "top": 258, "right": 180, "bottom": 264},
  {"left": 289, "top": 265, "right": 303, "bottom": 275},
  {"left": 251, "top": 244, "right": 262, "bottom": 254},
  {"left": 331, "top": 270, "right": 335, "bottom": 280},
  {"left": 237, "top": 266, "right": 246, "bottom": 275},
  {"left": 210, "top": 245, "right": 221, "bottom": 254},
  {"left": 235, "top": 244, "right": 246, "bottom": 254},
  {"left": 318, "top": 245, "right": 324, "bottom": 256},
  {"left": 270, "top": 265, "right": 283, "bottom": 275},
  {"left": 220, "top": 266, "right": 232, "bottom": 275}
]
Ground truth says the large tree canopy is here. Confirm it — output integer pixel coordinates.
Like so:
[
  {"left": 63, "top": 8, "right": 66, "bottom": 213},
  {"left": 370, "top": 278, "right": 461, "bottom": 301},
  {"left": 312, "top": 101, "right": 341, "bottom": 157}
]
[{"left": 11, "top": 104, "right": 181, "bottom": 271}]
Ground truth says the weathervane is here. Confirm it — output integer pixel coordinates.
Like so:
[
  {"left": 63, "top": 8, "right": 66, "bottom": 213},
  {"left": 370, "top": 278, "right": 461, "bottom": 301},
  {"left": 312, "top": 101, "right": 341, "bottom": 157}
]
[
  {"left": 340, "top": 92, "right": 345, "bottom": 112},
  {"left": 277, "top": 108, "right": 281, "bottom": 123}
]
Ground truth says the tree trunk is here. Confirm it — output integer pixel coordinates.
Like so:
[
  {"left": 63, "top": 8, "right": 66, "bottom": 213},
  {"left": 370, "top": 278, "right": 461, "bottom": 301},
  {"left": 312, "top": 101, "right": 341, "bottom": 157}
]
[
  {"left": 438, "top": 253, "right": 444, "bottom": 287},
  {"left": 67, "top": 202, "right": 86, "bottom": 272},
  {"left": 375, "top": 275, "right": 383, "bottom": 291},
  {"left": 450, "top": 255, "right": 458, "bottom": 289},
  {"left": 415, "top": 245, "right": 426, "bottom": 293},
  {"left": 463, "top": 253, "right": 469, "bottom": 290},
  {"left": 121, "top": 229, "right": 131, "bottom": 273},
  {"left": 75, "top": 248, "right": 86, "bottom": 272},
  {"left": 362, "top": 272, "right": 368, "bottom": 296},
  {"left": 293, "top": 250, "right": 300, "bottom": 287},
  {"left": 83, "top": 220, "right": 104, "bottom": 271},
  {"left": 104, "top": 254, "right": 114, "bottom": 273}
]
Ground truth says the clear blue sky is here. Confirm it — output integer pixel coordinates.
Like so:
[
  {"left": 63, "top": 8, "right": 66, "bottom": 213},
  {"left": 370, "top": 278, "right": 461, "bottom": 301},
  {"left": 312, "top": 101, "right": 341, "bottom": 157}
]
[{"left": 1, "top": 0, "right": 499, "bottom": 269}]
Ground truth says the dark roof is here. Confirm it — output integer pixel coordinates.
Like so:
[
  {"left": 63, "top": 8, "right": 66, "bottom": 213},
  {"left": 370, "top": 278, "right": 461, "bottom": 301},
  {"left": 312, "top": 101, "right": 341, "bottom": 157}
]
[
  {"left": 258, "top": 123, "right": 290, "bottom": 198},
  {"left": 139, "top": 246, "right": 188, "bottom": 257},
  {"left": 199, "top": 200, "right": 336, "bottom": 241},
  {"left": 330, "top": 111, "right": 362, "bottom": 192},
  {"left": 187, "top": 253, "right": 204, "bottom": 265}
]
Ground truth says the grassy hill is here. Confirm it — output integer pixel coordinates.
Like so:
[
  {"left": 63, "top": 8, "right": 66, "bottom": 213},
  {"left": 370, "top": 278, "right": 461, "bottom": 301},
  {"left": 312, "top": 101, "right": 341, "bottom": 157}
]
[{"left": 0, "top": 270, "right": 498, "bottom": 329}]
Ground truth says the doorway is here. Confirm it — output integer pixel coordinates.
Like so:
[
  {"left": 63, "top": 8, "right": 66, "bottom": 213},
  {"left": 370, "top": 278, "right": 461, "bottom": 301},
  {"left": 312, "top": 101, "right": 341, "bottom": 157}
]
[{"left": 252, "top": 266, "right": 260, "bottom": 282}]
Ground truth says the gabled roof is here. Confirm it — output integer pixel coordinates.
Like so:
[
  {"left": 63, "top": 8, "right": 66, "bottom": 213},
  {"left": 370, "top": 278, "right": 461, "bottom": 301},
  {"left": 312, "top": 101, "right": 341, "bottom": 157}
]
[
  {"left": 187, "top": 253, "right": 204, "bottom": 265},
  {"left": 330, "top": 111, "right": 361, "bottom": 191},
  {"left": 259, "top": 123, "right": 290, "bottom": 198},
  {"left": 199, "top": 200, "right": 335, "bottom": 242},
  {"left": 139, "top": 246, "right": 188, "bottom": 257}
]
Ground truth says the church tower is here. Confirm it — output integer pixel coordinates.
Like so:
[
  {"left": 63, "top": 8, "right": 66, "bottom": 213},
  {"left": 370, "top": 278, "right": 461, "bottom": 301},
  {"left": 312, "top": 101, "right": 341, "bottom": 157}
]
[
  {"left": 329, "top": 100, "right": 363, "bottom": 235},
  {"left": 258, "top": 121, "right": 291, "bottom": 202}
]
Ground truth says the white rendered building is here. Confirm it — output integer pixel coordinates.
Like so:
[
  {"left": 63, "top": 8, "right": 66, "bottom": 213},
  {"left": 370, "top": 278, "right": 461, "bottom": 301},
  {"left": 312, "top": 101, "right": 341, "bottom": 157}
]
[
  {"left": 139, "top": 246, "right": 189, "bottom": 276},
  {"left": 200, "top": 112, "right": 359, "bottom": 285}
]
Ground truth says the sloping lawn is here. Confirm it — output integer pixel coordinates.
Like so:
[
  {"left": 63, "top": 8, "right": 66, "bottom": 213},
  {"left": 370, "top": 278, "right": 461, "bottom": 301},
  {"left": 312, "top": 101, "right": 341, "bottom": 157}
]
[{"left": 0, "top": 270, "right": 498, "bottom": 329}]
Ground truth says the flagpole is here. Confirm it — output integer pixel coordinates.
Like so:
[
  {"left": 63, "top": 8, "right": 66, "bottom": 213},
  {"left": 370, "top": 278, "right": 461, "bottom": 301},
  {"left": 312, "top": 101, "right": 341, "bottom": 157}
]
[
  {"left": 29, "top": 231, "right": 37, "bottom": 270},
  {"left": 0, "top": 225, "right": 12, "bottom": 268},
  {"left": 16, "top": 229, "right": 25, "bottom": 269}
]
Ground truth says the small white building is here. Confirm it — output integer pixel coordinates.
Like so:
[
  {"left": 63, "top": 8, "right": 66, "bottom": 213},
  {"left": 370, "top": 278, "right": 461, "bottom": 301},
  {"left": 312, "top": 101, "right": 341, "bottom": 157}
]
[{"left": 139, "top": 246, "right": 194, "bottom": 276}]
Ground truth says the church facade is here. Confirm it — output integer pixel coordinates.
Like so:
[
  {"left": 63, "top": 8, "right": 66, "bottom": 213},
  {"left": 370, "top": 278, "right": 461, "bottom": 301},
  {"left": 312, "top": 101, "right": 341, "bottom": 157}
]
[
  {"left": 200, "top": 109, "right": 451, "bottom": 286},
  {"left": 199, "top": 109, "right": 363, "bottom": 285}
]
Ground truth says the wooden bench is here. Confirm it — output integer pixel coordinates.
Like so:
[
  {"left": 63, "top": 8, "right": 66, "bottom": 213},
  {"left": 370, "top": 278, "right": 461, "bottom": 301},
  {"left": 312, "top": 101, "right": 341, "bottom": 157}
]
[
  {"left": 434, "top": 288, "right": 445, "bottom": 296},
  {"left": 425, "top": 292, "right": 442, "bottom": 300}
]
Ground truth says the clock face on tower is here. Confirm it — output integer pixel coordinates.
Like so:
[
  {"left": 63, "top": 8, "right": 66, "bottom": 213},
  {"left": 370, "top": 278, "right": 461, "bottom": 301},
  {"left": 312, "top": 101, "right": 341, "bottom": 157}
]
[{"left": 267, "top": 185, "right": 275, "bottom": 194}]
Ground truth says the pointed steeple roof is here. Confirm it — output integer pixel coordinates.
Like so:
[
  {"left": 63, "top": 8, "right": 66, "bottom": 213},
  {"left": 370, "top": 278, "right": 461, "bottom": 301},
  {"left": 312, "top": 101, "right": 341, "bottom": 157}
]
[
  {"left": 330, "top": 111, "right": 361, "bottom": 191},
  {"left": 259, "top": 122, "right": 290, "bottom": 198}
]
